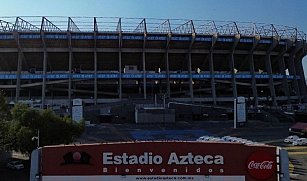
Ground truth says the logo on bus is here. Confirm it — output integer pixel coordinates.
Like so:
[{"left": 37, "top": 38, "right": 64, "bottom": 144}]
[
  {"left": 62, "top": 151, "right": 92, "bottom": 165},
  {"left": 247, "top": 151, "right": 275, "bottom": 180}
]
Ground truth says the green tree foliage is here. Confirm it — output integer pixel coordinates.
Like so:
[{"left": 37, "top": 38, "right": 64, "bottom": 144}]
[
  {"left": 0, "top": 92, "right": 11, "bottom": 150},
  {"left": 0, "top": 91, "right": 11, "bottom": 121},
  {"left": 5, "top": 103, "right": 84, "bottom": 155}
]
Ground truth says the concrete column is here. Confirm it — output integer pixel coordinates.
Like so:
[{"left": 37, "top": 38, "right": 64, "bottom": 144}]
[
  {"left": 265, "top": 37, "right": 278, "bottom": 106},
  {"left": 94, "top": 50, "right": 97, "bottom": 104},
  {"left": 210, "top": 34, "right": 218, "bottom": 105},
  {"left": 289, "top": 54, "right": 301, "bottom": 103},
  {"left": 42, "top": 49, "right": 47, "bottom": 107},
  {"left": 289, "top": 41, "right": 304, "bottom": 103},
  {"left": 15, "top": 50, "right": 22, "bottom": 102},
  {"left": 297, "top": 43, "right": 307, "bottom": 100},
  {"left": 188, "top": 35, "right": 195, "bottom": 102},
  {"left": 142, "top": 50, "right": 147, "bottom": 99},
  {"left": 278, "top": 55, "right": 290, "bottom": 101},
  {"left": 94, "top": 33, "right": 98, "bottom": 105},
  {"left": 142, "top": 34, "right": 147, "bottom": 100},
  {"left": 295, "top": 55, "right": 307, "bottom": 101},
  {"left": 229, "top": 34, "right": 239, "bottom": 99},
  {"left": 249, "top": 53, "right": 258, "bottom": 106},
  {"left": 14, "top": 32, "right": 22, "bottom": 102},
  {"left": 166, "top": 34, "right": 171, "bottom": 99},
  {"left": 229, "top": 53, "right": 237, "bottom": 98},
  {"left": 209, "top": 51, "right": 216, "bottom": 105},
  {"left": 166, "top": 50, "right": 170, "bottom": 98},
  {"left": 188, "top": 53, "right": 194, "bottom": 102},
  {"left": 119, "top": 51, "right": 122, "bottom": 100},
  {"left": 68, "top": 33, "right": 72, "bottom": 114},
  {"left": 118, "top": 33, "right": 122, "bottom": 100},
  {"left": 248, "top": 35, "right": 260, "bottom": 107},
  {"left": 265, "top": 54, "right": 277, "bottom": 106}
]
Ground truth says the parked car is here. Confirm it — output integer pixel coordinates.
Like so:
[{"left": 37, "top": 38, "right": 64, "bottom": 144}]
[
  {"left": 284, "top": 135, "right": 299, "bottom": 143},
  {"left": 292, "top": 138, "right": 307, "bottom": 146},
  {"left": 196, "top": 136, "right": 213, "bottom": 142},
  {"left": 7, "top": 161, "right": 24, "bottom": 170}
]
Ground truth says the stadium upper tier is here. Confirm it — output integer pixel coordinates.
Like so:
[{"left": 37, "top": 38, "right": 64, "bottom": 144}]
[{"left": 0, "top": 16, "right": 305, "bottom": 41}]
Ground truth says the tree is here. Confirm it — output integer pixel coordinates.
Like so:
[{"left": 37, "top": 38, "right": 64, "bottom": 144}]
[
  {"left": 0, "top": 91, "right": 11, "bottom": 121},
  {"left": 0, "top": 92, "right": 11, "bottom": 151},
  {"left": 6, "top": 104, "right": 84, "bottom": 155}
]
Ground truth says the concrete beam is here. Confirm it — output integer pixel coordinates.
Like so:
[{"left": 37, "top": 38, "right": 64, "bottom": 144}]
[{"left": 0, "top": 47, "right": 287, "bottom": 56}]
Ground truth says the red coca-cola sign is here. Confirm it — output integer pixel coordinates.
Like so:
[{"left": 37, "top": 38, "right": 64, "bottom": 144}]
[{"left": 247, "top": 150, "right": 276, "bottom": 180}]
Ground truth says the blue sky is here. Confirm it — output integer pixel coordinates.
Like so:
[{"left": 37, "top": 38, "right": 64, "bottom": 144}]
[
  {"left": 1, "top": 0, "right": 307, "bottom": 74},
  {"left": 0, "top": 0, "right": 306, "bottom": 31}
]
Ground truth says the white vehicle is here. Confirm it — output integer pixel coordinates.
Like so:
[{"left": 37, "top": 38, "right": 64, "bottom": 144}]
[
  {"left": 227, "top": 137, "right": 241, "bottom": 142},
  {"left": 7, "top": 161, "right": 24, "bottom": 170},
  {"left": 196, "top": 136, "right": 213, "bottom": 142},
  {"left": 229, "top": 137, "right": 247, "bottom": 143},
  {"left": 284, "top": 135, "right": 299, "bottom": 143},
  {"left": 221, "top": 136, "right": 237, "bottom": 142},
  {"left": 221, "top": 136, "right": 232, "bottom": 141},
  {"left": 292, "top": 138, "right": 307, "bottom": 146},
  {"left": 209, "top": 138, "right": 225, "bottom": 142},
  {"left": 221, "top": 136, "right": 258, "bottom": 145},
  {"left": 244, "top": 141, "right": 255, "bottom": 145}
]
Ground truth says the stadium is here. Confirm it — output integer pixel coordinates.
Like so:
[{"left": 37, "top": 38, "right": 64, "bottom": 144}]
[{"left": 0, "top": 16, "right": 306, "bottom": 114}]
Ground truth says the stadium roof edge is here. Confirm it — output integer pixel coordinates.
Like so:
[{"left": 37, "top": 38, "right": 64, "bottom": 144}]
[{"left": 0, "top": 16, "right": 305, "bottom": 41}]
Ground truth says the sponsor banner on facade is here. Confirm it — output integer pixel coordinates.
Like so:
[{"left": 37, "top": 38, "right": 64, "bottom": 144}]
[{"left": 41, "top": 142, "right": 277, "bottom": 181}]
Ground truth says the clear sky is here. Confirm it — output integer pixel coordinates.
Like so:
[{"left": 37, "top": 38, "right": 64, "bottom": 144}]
[{"left": 1, "top": 0, "right": 307, "bottom": 75}]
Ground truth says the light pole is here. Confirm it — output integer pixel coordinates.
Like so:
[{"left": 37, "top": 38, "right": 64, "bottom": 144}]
[{"left": 32, "top": 130, "right": 40, "bottom": 148}]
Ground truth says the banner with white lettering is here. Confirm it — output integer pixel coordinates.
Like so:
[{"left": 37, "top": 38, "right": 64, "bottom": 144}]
[{"left": 41, "top": 142, "right": 277, "bottom": 181}]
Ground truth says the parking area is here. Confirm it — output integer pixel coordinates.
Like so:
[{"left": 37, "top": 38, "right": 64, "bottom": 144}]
[
  {"left": 82, "top": 120, "right": 306, "bottom": 181},
  {"left": 0, "top": 160, "right": 29, "bottom": 181}
]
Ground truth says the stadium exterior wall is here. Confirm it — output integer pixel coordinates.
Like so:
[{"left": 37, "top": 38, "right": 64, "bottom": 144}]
[{"left": 0, "top": 17, "right": 306, "bottom": 112}]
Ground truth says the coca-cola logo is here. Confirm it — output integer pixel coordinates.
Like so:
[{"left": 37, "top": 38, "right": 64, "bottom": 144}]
[{"left": 247, "top": 151, "right": 276, "bottom": 180}]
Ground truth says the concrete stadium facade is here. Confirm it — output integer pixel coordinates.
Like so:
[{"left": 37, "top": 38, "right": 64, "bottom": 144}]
[{"left": 0, "top": 17, "right": 306, "bottom": 111}]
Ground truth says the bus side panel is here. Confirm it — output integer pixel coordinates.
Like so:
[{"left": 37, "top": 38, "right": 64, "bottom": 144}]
[
  {"left": 30, "top": 148, "right": 41, "bottom": 181},
  {"left": 280, "top": 149, "right": 290, "bottom": 181}
]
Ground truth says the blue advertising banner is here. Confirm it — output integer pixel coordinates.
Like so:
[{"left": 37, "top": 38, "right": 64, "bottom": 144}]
[
  {"left": 46, "top": 74, "right": 69, "bottom": 79},
  {"left": 0, "top": 34, "right": 14, "bottom": 40},
  {"left": 0, "top": 73, "right": 299, "bottom": 80},
  {"left": 146, "top": 36, "right": 167, "bottom": 41}
]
